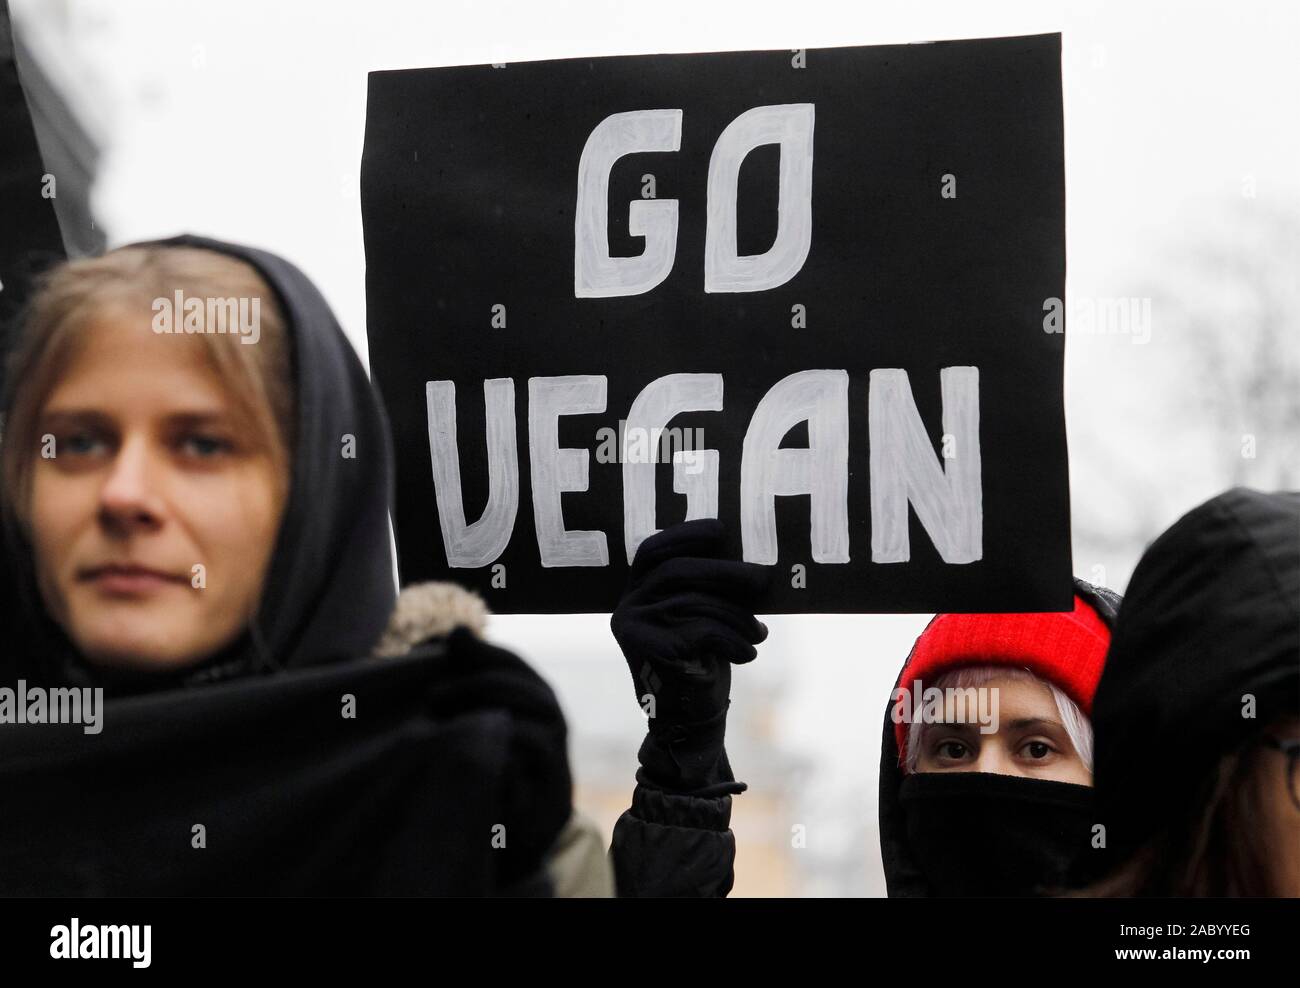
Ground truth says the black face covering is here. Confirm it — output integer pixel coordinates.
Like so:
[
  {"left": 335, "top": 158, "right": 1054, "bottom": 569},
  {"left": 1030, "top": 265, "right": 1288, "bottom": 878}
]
[{"left": 899, "top": 771, "right": 1095, "bottom": 897}]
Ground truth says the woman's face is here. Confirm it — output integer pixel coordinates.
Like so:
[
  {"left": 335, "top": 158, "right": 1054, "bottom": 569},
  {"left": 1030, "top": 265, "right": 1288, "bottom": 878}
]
[
  {"left": 914, "top": 675, "right": 1092, "bottom": 785},
  {"left": 29, "top": 312, "right": 288, "bottom": 671}
]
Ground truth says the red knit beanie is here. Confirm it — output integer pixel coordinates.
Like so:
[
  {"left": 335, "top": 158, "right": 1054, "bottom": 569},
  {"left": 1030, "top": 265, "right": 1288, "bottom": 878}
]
[{"left": 893, "top": 595, "right": 1111, "bottom": 764}]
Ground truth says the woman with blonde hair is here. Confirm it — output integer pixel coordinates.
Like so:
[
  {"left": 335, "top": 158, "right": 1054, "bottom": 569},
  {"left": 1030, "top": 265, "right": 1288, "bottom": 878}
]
[
  {"left": 1, "top": 237, "right": 385, "bottom": 687},
  {"left": 0, "top": 235, "right": 609, "bottom": 896}
]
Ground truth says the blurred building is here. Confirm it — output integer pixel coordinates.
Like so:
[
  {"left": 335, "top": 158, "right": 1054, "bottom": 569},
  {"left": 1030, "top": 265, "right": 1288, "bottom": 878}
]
[
  {"left": 533, "top": 640, "right": 822, "bottom": 897},
  {"left": 10, "top": 0, "right": 106, "bottom": 256}
]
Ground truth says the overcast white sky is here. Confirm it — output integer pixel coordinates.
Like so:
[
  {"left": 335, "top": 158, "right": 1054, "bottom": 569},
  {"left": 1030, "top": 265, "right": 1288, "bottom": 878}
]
[{"left": 21, "top": 1, "right": 1297, "bottom": 357}]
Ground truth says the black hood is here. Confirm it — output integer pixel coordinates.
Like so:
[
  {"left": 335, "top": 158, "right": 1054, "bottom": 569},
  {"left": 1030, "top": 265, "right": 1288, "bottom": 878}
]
[
  {"left": 0, "top": 237, "right": 573, "bottom": 894},
  {"left": 877, "top": 577, "right": 1120, "bottom": 897},
  {"left": 1089, "top": 487, "right": 1300, "bottom": 873},
  {"left": 2, "top": 234, "right": 397, "bottom": 692}
]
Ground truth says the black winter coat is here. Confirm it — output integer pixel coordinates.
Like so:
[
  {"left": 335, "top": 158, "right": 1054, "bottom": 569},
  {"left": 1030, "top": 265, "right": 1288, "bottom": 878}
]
[{"left": 610, "top": 782, "right": 739, "bottom": 897}]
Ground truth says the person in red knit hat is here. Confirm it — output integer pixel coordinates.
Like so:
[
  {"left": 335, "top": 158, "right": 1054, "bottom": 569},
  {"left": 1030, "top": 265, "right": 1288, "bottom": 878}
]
[{"left": 877, "top": 578, "right": 1120, "bottom": 897}]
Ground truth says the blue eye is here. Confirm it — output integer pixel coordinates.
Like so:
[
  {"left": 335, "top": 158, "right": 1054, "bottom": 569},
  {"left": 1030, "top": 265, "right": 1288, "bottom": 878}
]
[
  {"left": 64, "top": 432, "right": 106, "bottom": 456},
  {"left": 179, "top": 434, "right": 232, "bottom": 458}
]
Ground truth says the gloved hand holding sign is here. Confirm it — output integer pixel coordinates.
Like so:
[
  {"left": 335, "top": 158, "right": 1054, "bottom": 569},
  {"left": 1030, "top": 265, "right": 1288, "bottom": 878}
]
[{"left": 611, "top": 519, "right": 770, "bottom": 794}]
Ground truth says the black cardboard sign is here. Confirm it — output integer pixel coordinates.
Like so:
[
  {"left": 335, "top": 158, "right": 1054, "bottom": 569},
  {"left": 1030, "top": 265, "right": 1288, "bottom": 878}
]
[{"left": 362, "top": 34, "right": 1071, "bottom": 613}]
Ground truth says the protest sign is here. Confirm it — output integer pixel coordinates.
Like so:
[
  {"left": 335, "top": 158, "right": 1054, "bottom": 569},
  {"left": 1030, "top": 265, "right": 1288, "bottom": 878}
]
[{"left": 362, "top": 34, "right": 1071, "bottom": 613}]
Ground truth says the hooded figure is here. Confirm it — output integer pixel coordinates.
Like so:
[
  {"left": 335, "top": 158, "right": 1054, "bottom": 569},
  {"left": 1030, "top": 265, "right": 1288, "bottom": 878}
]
[
  {"left": 1, "top": 234, "right": 396, "bottom": 690},
  {"left": 1086, "top": 487, "right": 1300, "bottom": 896},
  {"left": 0, "top": 235, "right": 604, "bottom": 895},
  {"left": 877, "top": 578, "right": 1119, "bottom": 897}
]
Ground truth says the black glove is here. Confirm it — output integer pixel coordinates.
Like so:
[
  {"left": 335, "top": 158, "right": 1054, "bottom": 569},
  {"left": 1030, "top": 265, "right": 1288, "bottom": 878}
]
[{"left": 610, "top": 519, "right": 770, "bottom": 795}]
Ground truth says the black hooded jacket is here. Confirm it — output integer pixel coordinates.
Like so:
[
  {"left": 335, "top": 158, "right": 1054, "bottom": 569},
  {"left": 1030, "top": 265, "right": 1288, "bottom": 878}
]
[
  {"left": 1088, "top": 487, "right": 1300, "bottom": 886},
  {"left": 0, "top": 235, "right": 574, "bottom": 895},
  {"left": 877, "top": 578, "right": 1121, "bottom": 897}
]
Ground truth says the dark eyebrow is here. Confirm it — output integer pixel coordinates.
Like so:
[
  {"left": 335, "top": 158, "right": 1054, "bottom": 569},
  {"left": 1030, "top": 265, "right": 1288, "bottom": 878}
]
[
  {"left": 1006, "top": 717, "right": 1065, "bottom": 731},
  {"left": 916, "top": 720, "right": 978, "bottom": 738},
  {"left": 38, "top": 409, "right": 114, "bottom": 430},
  {"left": 161, "top": 411, "right": 238, "bottom": 430},
  {"left": 39, "top": 409, "right": 235, "bottom": 429}
]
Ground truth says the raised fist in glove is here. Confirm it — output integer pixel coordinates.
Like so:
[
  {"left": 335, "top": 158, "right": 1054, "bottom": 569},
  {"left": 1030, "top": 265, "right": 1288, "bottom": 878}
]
[{"left": 610, "top": 519, "right": 770, "bottom": 794}]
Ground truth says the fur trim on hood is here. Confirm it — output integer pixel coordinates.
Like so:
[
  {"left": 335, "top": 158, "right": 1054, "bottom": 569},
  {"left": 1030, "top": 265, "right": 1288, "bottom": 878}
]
[{"left": 371, "top": 581, "right": 490, "bottom": 658}]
